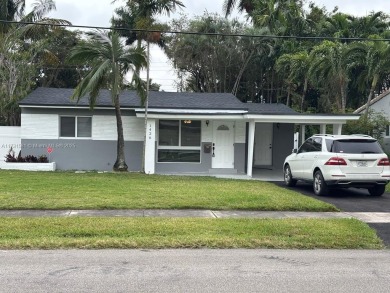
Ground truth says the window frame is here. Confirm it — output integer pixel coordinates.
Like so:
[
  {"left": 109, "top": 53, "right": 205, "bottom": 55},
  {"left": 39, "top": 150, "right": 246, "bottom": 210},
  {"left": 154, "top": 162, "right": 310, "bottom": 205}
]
[
  {"left": 157, "top": 119, "right": 202, "bottom": 163},
  {"left": 59, "top": 116, "right": 92, "bottom": 139}
]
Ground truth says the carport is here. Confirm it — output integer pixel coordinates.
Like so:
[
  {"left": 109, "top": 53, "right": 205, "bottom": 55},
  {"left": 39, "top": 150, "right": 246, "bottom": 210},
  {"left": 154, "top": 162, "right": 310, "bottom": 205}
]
[{"left": 245, "top": 113, "right": 360, "bottom": 177}]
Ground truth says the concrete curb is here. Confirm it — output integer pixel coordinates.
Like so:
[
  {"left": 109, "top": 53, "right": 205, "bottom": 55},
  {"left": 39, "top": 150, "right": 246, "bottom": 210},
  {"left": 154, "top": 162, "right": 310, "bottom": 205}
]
[{"left": 1, "top": 209, "right": 390, "bottom": 223}]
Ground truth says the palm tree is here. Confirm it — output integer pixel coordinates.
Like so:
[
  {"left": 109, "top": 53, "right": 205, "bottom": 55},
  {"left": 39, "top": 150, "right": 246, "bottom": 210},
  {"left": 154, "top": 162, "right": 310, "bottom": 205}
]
[
  {"left": 350, "top": 35, "right": 390, "bottom": 117},
  {"left": 68, "top": 30, "right": 147, "bottom": 171},
  {"left": 276, "top": 51, "right": 310, "bottom": 111},
  {"left": 309, "top": 41, "right": 354, "bottom": 113},
  {"left": 223, "top": 0, "right": 256, "bottom": 17},
  {"left": 112, "top": 0, "right": 184, "bottom": 46}
]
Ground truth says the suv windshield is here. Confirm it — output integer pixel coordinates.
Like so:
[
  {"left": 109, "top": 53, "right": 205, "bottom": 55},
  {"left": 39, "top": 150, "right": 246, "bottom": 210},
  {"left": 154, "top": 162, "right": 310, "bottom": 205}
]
[{"left": 328, "top": 139, "right": 383, "bottom": 154}]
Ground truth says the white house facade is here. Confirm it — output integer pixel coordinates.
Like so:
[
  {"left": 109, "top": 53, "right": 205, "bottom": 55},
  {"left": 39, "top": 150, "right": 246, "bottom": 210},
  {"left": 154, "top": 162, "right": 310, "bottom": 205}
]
[{"left": 16, "top": 87, "right": 359, "bottom": 176}]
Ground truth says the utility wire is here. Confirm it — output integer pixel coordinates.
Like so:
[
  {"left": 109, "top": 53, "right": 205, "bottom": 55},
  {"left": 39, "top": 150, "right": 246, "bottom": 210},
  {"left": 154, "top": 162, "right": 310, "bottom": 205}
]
[{"left": 1, "top": 20, "right": 390, "bottom": 42}]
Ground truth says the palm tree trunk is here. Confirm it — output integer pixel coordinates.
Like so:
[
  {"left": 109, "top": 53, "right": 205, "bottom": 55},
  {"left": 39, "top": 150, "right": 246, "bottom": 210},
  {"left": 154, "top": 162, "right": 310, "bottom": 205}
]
[
  {"left": 301, "top": 78, "right": 308, "bottom": 112},
  {"left": 113, "top": 93, "right": 128, "bottom": 172},
  {"left": 364, "top": 76, "right": 378, "bottom": 118}
]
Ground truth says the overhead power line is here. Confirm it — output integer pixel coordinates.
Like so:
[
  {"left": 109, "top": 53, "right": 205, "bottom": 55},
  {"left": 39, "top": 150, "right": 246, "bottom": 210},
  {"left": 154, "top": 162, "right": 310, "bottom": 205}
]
[{"left": 1, "top": 20, "right": 390, "bottom": 42}]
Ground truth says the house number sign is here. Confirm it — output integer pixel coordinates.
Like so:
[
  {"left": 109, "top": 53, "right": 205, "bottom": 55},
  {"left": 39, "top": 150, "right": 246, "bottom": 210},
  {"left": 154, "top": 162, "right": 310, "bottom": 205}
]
[{"left": 148, "top": 124, "right": 152, "bottom": 140}]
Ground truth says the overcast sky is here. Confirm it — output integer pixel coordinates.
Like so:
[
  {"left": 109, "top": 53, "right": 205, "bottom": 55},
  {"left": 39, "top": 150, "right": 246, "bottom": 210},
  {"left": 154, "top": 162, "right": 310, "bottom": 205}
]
[{"left": 25, "top": 0, "right": 390, "bottom": 91}]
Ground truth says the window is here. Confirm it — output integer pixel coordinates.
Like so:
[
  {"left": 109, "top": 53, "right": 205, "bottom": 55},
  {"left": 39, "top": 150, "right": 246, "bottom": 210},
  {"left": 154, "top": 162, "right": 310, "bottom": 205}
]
[
  {"left": 298, "top": 138, "right": 322, "bottom": 153},
  {"left": 60, "top": 116, "right": 92, "bottom": 138},
  {"left": 158, "top": 120, "right": 201, "bottom": 163}
]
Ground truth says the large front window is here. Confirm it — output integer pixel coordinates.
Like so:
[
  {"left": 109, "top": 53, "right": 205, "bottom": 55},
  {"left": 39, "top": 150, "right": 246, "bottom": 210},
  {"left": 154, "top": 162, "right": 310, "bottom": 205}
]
[{"left": 158, "top": 120, "right": 201, "bottom": 163}]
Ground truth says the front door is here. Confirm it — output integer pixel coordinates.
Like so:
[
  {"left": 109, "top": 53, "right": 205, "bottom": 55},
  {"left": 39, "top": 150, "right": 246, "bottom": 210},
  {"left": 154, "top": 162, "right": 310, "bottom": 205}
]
[
  {"left": 254, "top": 123, "right": 273, "bottom": 166},
  {"left": 212, "top": 121, "right": 234, "bottom": 168}
]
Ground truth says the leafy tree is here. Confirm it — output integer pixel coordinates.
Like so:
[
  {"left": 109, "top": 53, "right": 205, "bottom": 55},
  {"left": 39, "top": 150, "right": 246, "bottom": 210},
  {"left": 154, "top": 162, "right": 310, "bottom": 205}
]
[
  {"left": 349, "top": 35, "right": 390, "bottom": 117},
  {"left": 0, "top": 0, "right": 70, "bottom": 125},
  {"left": 344, "top": 111, "right": 390, "bottom": 143},
  {"left": 309, "top": 41, "right": 354, "bottom": 113},
  {"left": 68, "top": 30, "right": 147, "bottom": 171},
  {"left": 165, "top": 13, "right": 273, "bottom": 100}
]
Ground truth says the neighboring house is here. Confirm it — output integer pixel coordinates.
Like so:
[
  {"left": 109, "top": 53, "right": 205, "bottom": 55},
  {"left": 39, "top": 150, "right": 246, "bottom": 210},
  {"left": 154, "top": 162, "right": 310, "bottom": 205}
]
[
  {"left": 18, "top": 87, "right": 359, "bottom": 176},
  {"left": 354, "top": 89, "right": 390, "bottom": 152}
]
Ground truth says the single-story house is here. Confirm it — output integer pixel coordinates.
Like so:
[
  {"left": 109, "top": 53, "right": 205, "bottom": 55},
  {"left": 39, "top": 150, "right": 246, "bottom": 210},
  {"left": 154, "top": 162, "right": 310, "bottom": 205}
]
[
  {"left": 18, "top": 87, "right": 359, "bottom": 176},
  {"left": 354, "top": 89, "right": 390, "bottom": 153}
]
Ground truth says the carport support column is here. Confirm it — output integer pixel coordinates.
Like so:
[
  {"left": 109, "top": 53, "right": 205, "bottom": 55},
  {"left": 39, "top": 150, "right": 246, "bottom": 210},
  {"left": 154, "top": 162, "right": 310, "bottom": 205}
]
[
  {"left": 247, "top": 121, "right": 255, "bottom": 177},
  {"left": 145, "top": 119, "right": 156, "bottom": 174},
  {"left": 333, "top": 124, "right": 342, "bottom": 135},
  {"left": 320, "top": 124, "right": 327, "bottom": 134},
  {"left": 300, "top": 125, "right": 306, "bottom": 144}
]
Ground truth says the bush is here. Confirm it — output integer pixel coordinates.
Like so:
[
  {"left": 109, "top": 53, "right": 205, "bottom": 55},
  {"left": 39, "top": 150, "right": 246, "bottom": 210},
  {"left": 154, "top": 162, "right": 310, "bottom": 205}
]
[{"left": 4, "top": 148, "right": 48, "bottom": 163}]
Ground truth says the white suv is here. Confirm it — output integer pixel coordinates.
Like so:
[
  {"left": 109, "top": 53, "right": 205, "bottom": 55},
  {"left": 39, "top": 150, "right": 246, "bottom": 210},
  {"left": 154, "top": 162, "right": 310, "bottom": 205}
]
[{"left": 283, "top": 134, "right": 390, "bottom": 196}]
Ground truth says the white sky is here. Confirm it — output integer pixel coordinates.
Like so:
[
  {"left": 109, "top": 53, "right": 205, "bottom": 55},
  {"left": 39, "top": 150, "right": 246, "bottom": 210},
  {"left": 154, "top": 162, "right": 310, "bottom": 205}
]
[{"left": 26, "top": 0, "right": 390, "bottom": 91}]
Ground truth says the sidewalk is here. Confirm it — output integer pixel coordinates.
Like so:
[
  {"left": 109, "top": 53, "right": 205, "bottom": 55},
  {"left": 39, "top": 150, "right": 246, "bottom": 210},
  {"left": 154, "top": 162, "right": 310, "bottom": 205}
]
[{"left": 1, "top": 209, "right": 390, "bottom": 223}]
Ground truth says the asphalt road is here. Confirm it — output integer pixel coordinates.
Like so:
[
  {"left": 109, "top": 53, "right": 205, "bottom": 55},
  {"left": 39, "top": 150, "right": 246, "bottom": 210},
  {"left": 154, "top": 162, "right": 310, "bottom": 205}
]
[
  {"left": 273, "top": 181, "right": 390, "bottom": 246},
  {"left": 1, "top": 249, "right": 390, "bottom": 293}
]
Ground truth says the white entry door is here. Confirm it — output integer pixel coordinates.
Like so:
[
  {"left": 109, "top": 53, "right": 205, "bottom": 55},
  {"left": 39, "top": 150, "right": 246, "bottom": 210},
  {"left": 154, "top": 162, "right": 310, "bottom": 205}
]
[
  {"left": 212, "top": 121, "right": 235, "bottom": 168},
  {"left": 254, "top": 123, "right": 273, "bottom": 166}
]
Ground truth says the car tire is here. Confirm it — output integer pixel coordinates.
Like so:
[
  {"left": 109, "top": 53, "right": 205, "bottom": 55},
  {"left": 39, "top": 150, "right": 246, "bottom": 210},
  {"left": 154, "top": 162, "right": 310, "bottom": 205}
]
[
  {"left": 313, "top": 170, "right": 328, "bottom": 196},
  {"left": 284, "top": 165, "right": 297, "bottom": 187},
  {"left": 368, "top": 185, "right": 385, "bottom": 197}
]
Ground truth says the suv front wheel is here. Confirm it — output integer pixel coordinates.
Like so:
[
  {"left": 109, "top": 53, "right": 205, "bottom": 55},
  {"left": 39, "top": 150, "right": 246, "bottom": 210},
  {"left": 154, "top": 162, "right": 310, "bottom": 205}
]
[
  {"left": 368, "top": 185, "right": 385, "bottom": 197},
  {"left": 284, "top": 165, "right": 297, "bottom": 187},
  {"left": 313, "top": 170, "right": 328, "bottom": 196}
]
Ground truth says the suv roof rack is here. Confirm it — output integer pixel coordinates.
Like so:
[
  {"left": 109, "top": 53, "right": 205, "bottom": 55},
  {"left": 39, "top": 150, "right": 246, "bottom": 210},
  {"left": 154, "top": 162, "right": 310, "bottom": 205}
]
[
  {"left": 312, "top": 134, "right": 334, "bottom": 137},
  {"left": 350, "top": 134, "right": 372, "bottom": 137}
]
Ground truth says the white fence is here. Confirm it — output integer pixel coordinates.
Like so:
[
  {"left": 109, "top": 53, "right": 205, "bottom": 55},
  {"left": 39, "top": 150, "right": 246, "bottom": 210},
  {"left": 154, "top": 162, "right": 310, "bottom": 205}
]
[{"left": 0, "top": 127, "right": 21, "bottom": 167}]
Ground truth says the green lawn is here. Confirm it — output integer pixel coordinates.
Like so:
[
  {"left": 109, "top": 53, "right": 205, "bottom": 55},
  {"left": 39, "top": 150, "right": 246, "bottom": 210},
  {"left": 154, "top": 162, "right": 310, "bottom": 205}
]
[
  {"left": 0, "top": 170, "right": 337, "bottom": 211},
  {"left": 0, "top": 217, "right": 382, "bottom": 249}
]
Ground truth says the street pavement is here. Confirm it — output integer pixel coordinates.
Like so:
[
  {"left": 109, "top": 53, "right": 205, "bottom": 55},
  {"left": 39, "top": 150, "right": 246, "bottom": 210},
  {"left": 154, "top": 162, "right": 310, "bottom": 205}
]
[{"left": 1, "top": 249, "right": 390, "bottom": 293}]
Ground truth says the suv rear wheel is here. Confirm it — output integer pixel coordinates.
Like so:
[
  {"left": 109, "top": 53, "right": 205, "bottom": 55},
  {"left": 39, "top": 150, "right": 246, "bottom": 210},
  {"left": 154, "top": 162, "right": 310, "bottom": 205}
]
[
  {"left": 313, "top": 170, "right": 328, "bottom": 196},
  {"left": 284, "top": 165, "right": 297, "bottom": 187},
  {"left": 368, "top": 185, "right": 385, "bottom": 197}
]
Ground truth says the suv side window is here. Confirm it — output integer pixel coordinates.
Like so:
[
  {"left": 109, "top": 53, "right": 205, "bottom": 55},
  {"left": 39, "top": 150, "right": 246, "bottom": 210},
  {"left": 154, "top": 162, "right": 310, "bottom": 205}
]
[
  {"left": 312, "top": 137, "right": 322, "bottom": 152},
  {"left": 298, "top": 138, "right": 314, "bottom": 153}
]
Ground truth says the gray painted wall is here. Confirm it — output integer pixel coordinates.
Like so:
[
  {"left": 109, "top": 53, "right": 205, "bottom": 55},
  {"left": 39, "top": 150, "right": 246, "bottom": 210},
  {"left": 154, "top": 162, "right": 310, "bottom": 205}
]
[
  {"left": 155, "top": 142, "right": 212, "bottom": 174},
  {"left": 21, "top": 139, "right": 142, "bottom": 171},
  {"left": 234, "top": 143, "right": 246, "bottom": 174},
  {"left": 272, "top": 123, "right": 294, "bottom": 170}
]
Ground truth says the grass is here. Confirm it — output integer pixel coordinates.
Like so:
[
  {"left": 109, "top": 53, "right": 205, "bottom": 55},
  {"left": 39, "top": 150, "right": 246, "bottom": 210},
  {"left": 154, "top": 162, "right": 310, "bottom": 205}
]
[
  {"left": 0, "top": 217, "right": 383, "bottom": 249},
  {"left": 0, "top": 170, "right": 337, "bottom": 211}
]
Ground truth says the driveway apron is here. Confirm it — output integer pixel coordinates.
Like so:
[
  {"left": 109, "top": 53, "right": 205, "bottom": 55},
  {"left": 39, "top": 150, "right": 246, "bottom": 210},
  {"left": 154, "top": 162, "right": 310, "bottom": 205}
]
[{"left": 273, "top": 181, "right": 390, "bottom": 247}]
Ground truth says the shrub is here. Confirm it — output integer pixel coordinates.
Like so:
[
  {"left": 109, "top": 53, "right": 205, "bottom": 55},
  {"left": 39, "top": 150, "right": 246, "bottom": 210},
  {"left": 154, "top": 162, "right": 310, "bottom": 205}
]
[{"left": 4, "top": 148, "right": 49, "bottom": 163}]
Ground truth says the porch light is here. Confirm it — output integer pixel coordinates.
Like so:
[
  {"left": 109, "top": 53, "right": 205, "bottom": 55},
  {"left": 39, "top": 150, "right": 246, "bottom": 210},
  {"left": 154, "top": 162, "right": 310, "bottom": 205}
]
[
  {"left": 184, "top": 120, "right": 192, "bottom": 124},
  {"left": 206, "top": 120, "right": 209, "bottom": 127}
]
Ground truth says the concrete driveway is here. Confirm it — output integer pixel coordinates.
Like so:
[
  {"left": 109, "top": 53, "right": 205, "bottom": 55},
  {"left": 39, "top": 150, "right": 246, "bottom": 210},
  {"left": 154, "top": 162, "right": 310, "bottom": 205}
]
[{"left": 273, "top": 181, "right": 390, "bottom": 247}]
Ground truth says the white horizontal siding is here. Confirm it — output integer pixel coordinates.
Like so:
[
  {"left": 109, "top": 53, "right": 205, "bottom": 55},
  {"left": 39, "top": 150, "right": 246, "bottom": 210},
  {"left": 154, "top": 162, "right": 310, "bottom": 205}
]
[
  {"left": 0, "top": 127, "right": 21, "bottom": 168},
  {"left": 235, "top": 121, "right": 246, "bottom": 143},
  {"left": 21, "top": 114, "right": 59, "bottom": 139},
  {"left": 123, "top": 116, "right": 145, "bottom": 141},
  {"left": 92, "top": 115, "right": 145, "bottom": 141}
]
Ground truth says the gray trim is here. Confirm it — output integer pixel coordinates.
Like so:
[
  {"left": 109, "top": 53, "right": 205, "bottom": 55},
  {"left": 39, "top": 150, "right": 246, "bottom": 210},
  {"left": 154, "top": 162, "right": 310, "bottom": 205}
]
[
  {"left": 272, "top": 123, "right": 294, "bottom": 170},
  {"left": 20, "top": 139, "right": 142, "bottom": 171},
  {"left": 22, "top": 107, "right": 136, "bottom": 116},
  {"left": 234, "top": 143, "right": 246, "bottom": 174},
  {"left": 155, "top": 142, "right": 212, "bottom": 174}
]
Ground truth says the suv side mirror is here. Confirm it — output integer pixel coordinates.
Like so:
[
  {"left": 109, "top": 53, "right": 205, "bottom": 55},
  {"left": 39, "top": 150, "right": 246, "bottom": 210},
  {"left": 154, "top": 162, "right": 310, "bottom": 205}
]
[{"left": 292, "top": 148, "right": 297, "bottom": 154}]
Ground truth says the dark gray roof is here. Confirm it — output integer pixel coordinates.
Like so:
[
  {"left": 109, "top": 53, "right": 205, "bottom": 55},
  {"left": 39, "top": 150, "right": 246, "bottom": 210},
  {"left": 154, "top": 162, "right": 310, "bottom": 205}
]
[
  {"left": 246, "top": 102, "right": 297, "bottom": 114},
  {"left": 19, "top": 87, "right": 297, "bottom": 114}
]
